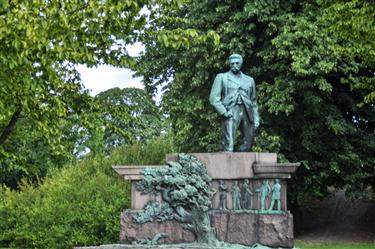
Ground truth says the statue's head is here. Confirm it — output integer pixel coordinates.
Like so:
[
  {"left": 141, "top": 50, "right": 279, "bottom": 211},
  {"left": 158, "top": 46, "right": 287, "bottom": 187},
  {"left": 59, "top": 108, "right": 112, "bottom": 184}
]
[{"left": 228, "top": 54, "right": 243, "bottom": 74}]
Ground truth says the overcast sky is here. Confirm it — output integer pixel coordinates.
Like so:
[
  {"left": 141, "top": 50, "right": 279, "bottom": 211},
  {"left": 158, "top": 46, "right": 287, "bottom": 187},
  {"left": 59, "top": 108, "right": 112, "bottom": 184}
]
[
  {"left": 77, "top": 43, "right": 144, "bottom": 96},
  {"left": 77, "top": 65, "right": 143, "bottom": 96}
]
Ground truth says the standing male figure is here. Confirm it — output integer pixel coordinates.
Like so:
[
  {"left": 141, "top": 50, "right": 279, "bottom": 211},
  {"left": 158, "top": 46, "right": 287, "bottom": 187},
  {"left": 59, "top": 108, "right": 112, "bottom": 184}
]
[
  {"left": 218, "top": 180, "right": 228, "bottom": 210},
  {"left": 231, "top": 181, "right": 242, "bottom": 210},
  {"left": 255, "top": 180, "right": 271, "bottom": 211},
  {"left": 268, "top": 179, "right": 282, "bottom": 211},
  {"left": 209, "top": 54, "right": 260, "bottom": 152},
  {"left": 242, "top": 179, "right": 253, "bottom": 210}
]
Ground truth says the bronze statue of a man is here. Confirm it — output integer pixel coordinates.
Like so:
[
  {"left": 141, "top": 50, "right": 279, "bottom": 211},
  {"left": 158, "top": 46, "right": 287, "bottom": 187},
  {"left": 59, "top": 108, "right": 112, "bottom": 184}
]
[{"left": 209, "top": 54, "right": 260, "bottom": 152}]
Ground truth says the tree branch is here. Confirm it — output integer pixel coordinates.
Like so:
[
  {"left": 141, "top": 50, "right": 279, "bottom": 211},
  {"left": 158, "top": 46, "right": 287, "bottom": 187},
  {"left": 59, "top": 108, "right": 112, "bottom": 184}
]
[{"left": 0, "top": 109, "right": 21, "bottom": 145}]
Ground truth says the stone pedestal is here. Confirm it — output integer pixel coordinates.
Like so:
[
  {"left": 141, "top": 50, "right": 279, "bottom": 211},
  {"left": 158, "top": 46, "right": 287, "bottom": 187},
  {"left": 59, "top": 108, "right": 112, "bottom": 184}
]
[
  {"left": 120, "top": 210, "right": 194, "bottom": 244},
  {"left": 111, "top": 153, "right": 299, "bottom": 248},
  {"left": 166, "top": 152, "right": 277, "bottom": 179},
  {"left": 119, "top": 210, "right": 294, "bottom": 248}
]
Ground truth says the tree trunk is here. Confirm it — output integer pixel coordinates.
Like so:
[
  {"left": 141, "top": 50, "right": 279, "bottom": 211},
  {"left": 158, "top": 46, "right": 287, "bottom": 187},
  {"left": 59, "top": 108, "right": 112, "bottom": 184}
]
[
  {"left": 0, "top": 109, "right": 21, "bottom": 145},
  {"left": 190, "top": 209, "right": 217, "bottom": 244}
]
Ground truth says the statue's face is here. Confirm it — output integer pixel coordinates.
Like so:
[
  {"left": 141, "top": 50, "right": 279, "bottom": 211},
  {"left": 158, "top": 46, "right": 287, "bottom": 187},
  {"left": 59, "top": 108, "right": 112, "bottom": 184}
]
[{"left": 229, "top": 57, "right": 242, "bottom": 74}]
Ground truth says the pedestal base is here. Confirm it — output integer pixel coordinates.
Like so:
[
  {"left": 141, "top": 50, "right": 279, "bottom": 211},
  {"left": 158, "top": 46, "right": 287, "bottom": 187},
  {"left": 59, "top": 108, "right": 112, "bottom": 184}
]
[{"left": 119, "top": 210, "right": 294, "bottom": 248}]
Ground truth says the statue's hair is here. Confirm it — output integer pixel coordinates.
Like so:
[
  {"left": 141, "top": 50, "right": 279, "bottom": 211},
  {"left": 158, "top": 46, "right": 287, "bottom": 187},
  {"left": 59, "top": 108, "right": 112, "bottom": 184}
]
[{"left": 228, "top": 54, "right": 243, "bottom": 64}]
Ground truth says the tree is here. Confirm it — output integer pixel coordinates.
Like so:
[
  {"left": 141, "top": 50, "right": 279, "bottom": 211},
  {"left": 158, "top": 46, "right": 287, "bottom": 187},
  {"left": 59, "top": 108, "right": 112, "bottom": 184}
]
[
  {"left": 96, "top": 87, "right": 164, "bottom": 150},
  {"left": 317, "top": 0, "right": 375, "bottom": 104},
  {"left": 0, "top": 0, "right": 143, "bottom": 147},
  {"left": 0, "top": 0, "right": 145, "bottom": 187},
  {"left": 136, "top": 154, "right": 216, "bottom": 244},
  {"left": 135, "top": 0, "right": 375, "bottom": 200},
  {"left": 0, "top": 0, "right": 218, "bottom": 188}
]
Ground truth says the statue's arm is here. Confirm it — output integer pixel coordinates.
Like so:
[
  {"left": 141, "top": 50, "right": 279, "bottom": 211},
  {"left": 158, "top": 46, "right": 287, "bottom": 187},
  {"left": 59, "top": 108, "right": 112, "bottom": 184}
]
[
  {"left": 209, "top": 74, "right": 227, "bottom": 116},
  {"left": 250, "top": 78, "right": 260, "bottom": 127}
]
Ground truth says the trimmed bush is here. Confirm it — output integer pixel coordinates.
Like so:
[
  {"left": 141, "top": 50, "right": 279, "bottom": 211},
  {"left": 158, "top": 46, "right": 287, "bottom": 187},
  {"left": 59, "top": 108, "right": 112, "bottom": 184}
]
[{"left": 0, "top": 138, "right": 174, "bottom": 249}]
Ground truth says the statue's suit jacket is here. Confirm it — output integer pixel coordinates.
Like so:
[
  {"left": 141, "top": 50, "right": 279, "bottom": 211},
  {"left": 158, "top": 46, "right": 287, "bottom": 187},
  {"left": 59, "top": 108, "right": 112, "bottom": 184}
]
[{"left": 209, "top": 71, "right": 259, "bottom": 124}]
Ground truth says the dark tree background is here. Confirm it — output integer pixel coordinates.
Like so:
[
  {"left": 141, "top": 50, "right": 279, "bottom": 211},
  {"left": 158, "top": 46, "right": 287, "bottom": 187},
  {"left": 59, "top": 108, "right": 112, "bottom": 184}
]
[{"left": 135, "top": 0, "right": 375, "bottom": 201}]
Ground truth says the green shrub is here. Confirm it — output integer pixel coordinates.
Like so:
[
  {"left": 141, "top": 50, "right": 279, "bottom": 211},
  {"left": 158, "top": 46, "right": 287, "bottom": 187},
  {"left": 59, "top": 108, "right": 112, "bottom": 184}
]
[{"left": 0, "top": 137, "right": 174, "bottom": 249}]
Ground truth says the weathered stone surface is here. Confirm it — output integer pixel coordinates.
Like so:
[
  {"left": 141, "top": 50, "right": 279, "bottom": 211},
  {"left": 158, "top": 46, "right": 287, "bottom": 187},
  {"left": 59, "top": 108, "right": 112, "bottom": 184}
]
[
  {"left": 226, "top": 213, "right": 257, "bottom": 245},
  {"left": 120, "top": 210, "right": 294, "bottom": 248},
  {"left": 258, "top": 212, "right": 294, "bottom": 248},
  {"left": 120, "top": 210, "right": 194, "bottom": 244},
  {"left": 253, "top": 162, "right": 300, "bottom": 180},
  {"left": 211, "top": 211, "right": 229, "bottom": 241},
  {"left": 130, "top": 182, "right": 163, "bottom": 210},
  {"left": 113, "top": 165, "right": 161, "bottom": 180},
  {"left": 166, "top": 152, "right": 277, "bottom": 179},
  {"left": 163, "top": 220, "right": 195, "bottom": 243}
]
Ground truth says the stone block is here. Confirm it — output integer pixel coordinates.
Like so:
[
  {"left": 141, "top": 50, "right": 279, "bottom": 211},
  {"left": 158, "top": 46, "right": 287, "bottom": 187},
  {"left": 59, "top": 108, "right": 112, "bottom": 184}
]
[
  {"left": 116, "top": 210, "right": 294, "bottom": 248},
  {"left": 258, "top": 212, "right": 294, "bottom": 248},
  {"left": 131, "top": 182, "right": 162, "bottom": 209},
  {"left": 166, "top": 152, "right": 277, "bottom": 179},
  {"left": 211, "top": 211, "right": 229, "bottom": 241},
  {"left": 253, "top": 163, "right": 300, "bottom": 179},
  {"left": 119, "top": 210, "right": 194, "bottom": 244},
  {"left": 113, "top": 165, "right": 161, "bottom": 180},
  {"left": 211, "top": 211, "right": 293, "bottom": 247},
  {"left": 226, "top": 213, "right": 257, "bottom": 245}
]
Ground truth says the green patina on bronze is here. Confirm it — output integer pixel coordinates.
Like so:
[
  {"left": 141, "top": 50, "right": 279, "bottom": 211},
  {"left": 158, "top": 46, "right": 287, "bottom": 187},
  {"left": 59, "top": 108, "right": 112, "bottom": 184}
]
[
  {"left": 218, "top": 180, "right": 228, "bottom": 210},
  {"left": 132, "top": 233, "right": 169, "bottom": 245},
  {"left": 255, "top": 180, "right": 271, "bottom": 212},
  {"left": 268, "top": 179, "right": 282, "bottom": 212},
  {"left": 231, "top": 181, "right": 242, "bottom": 210},
  {"left": 209, "top": 54, "right": 260, "bottom": 152},
  {"left": 242, "top": 179, "right": 254, "bottom": 210},
  {"left": 133, "top": 202, "right": 174, "bottom": 224},
  {"left": 135, "top": 153, "right": 216, "bottom": 244}
]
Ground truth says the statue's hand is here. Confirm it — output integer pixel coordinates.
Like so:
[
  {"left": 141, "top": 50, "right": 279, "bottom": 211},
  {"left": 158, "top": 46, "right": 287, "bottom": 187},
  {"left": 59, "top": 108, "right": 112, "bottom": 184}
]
[
  {"left": 222, "top": 111, "right": 232, "bottom": 119},
  {"left": 254, "top": 119, "right": 260, "bottom": 128}
]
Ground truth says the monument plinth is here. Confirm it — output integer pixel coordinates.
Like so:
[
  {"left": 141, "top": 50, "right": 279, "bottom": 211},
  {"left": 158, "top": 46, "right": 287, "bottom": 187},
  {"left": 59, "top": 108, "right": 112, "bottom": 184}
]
[{"left": 112, "top": 152, "right": 299, "bottom": 249}]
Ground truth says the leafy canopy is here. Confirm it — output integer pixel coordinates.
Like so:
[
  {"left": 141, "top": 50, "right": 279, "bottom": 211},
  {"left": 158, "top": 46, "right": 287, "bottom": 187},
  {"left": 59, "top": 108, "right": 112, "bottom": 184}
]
[
  {"left": 136, "top": 0, "right": 375, "bottom": 200},
  {"left": 96, "top": 87, "right": 164, "bottom": 150},
  {"left": 0, "top": 0, "right": 218, "bottom": 188}
]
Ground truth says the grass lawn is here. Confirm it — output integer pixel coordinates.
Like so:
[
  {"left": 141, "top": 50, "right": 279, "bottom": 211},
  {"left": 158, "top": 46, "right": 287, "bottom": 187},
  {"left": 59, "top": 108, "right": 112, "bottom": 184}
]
[{"left": 295, "top": 240, "right": 375, "bottom": 249}]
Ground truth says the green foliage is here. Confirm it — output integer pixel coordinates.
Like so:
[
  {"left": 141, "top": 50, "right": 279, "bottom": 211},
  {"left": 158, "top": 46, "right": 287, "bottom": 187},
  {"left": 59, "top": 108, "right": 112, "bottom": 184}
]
[
  {"left": 0, "top": 155, "right": 127, "bottom": 249},
  {"left": 136, "top": 0, "right": 375, "bottom": 200},
  {"left": 0, "top": 84, "right": 169, "bottom": 188},
  {"left": 0, "top": 92, "right": 102, "bottom": 188},
  {"left": 0, "top": 0, "right": 216, "bottom": 189},
  {"left": 0, "top": 138, "right": 174, "bottom": 249},
  {"left": 96, "top": 87, "right": 165, "bottom": 150},
  {"left": 0, "top": 0, "right": 144, "bottom": 149},
  {"left": 316, "top": 0, "right": 375, "bottom": 104},
  {"left": 0, "top": 0, "right": 144, "bottom": 187}
]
